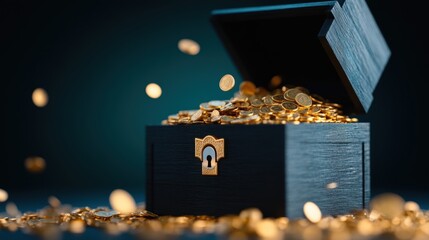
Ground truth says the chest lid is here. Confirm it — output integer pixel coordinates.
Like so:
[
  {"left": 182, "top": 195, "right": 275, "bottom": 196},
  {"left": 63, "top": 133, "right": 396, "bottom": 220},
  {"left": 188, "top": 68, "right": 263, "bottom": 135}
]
[{"left": 211, "top": 0, "right": 390, "bottom": 114}]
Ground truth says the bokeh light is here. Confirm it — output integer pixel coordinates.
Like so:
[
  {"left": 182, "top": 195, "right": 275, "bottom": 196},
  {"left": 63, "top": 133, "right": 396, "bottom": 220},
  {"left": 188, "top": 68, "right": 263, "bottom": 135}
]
[
  {"left": 109, "top": 189, "right": 137, "bottom": 214},
  {"left": 303, "top": 201, "right": 322, "bottom": 223},
  {"left": 0, "top": 188, "right": 8, "bottom": 202},
  {"left": 32, "top": 88, "right": 49, "bottom": 107},
  {"left": 145, "top": 83, "right": 162, "bottom": 99},
  {"left": 270, "top": 75, "right": 282, "bottom": 88},
  {"left": 178, "top": 39, "right": 200, "bottom": 55},
  {"left": 25, "top": 156, "right": 46, "bottom": 173}
]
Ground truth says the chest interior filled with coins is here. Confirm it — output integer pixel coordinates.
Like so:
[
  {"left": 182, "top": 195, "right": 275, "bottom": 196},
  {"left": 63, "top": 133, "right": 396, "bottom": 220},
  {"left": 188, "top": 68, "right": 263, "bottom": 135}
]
[{"left": 163, "top": 81, "right": 358, "bottom": 126}]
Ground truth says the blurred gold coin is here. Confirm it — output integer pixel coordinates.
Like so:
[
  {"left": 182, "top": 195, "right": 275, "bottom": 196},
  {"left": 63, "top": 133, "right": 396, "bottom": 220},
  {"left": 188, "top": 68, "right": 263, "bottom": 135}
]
[
  {"left": 191, "top": 110, "right": 203, "bottom": 121},
  {"left": 270, "top": 105, "right": 284, "bottom": 113},
  {"left": 239, "top": 81, "right": 256, "bottom": 96},
  {"left": 295, "top": 93, "right": 312, "bottom": 107},
  {"left": 109, "top": 189, "right": 137, "bottom": 214},
  {"left": 25, "top": 156, "right": 46, "bottom": 173},
  {"left": 0, "top": 188, "right": 8, "bottom": 202},
  {"left": 370, "top": 193, "right": 404, "bottom": 219},
  {"left": 282, "top": 101, "right": 298, "bottom": 111},
  {"left": 270, "top": 75, "right": 282, "bottom": 88},
  {"left": 219, "top": 74, "right": 235, "bottom": 92},
  {"left": 32, "top": 88, "right": 49, "bottom": 107},
  {"left": 178, "top": 39, "right": 200, "bottom": 55},
  {"left": 303, "top": 202, "right": 322, "bottom": 223},
  {"left": 284, "top": 88, "right": 302, "bottom": 101},
  {"left": 272, "top": 94, "right": 285, "bottom": 103}
]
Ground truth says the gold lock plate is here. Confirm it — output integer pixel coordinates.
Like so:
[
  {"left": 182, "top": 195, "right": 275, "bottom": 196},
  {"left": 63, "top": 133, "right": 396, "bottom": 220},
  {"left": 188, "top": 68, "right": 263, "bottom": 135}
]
[{"left": 195, "top": 135, "right": 225, "bottom": 175}]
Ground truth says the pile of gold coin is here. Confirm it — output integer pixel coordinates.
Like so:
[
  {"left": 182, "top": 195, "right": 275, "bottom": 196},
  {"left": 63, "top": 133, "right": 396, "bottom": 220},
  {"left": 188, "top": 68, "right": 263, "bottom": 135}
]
[
  {"left": 163, "top": 81, "right": 357, "bottom": 125},
  {"left": 1, "top": 193, "right": 429, "bottom": 240}
]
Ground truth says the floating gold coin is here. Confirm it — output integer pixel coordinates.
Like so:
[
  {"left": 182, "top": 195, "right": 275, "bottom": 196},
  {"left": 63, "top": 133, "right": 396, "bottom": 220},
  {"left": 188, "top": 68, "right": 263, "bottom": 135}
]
[
  {"left": 282, "top": 102, "right": 298, "bottom": 111},
  {"left": 239, "top": 81, "right": 256, "bottom": 96},
  {"left": 0, "top": 188, "right": 8, "bottom": 202},
  {"left": 178, "top": 39, "right": 200, "bottom": 56},
  {"left": 295, "top": 93, "right": 312, "bottom": 107},
  {"left": 219, "top": 74, "right": 235, "bottom": 92},
  {"left": 191, "top": 110, "right": 203, "bottom": 121},
  {"left": 284, "top": 88, "right": 302, "bottom": 101}
]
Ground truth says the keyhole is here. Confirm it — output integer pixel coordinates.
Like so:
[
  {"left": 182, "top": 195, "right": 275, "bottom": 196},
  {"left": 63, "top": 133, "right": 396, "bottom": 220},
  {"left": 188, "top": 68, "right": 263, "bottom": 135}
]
[{"left": 207, "top": 155, "right": 212, "bottom": 168}]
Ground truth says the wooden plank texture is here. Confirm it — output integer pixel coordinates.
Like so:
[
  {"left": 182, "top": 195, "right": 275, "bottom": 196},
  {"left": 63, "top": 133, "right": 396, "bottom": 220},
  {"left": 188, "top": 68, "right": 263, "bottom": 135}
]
[
  {"left": 285, "top": 123, "right": 370, "bottom": 218},
  {"left": 147, "top": 123, "right": 370, "bottom": 218}
]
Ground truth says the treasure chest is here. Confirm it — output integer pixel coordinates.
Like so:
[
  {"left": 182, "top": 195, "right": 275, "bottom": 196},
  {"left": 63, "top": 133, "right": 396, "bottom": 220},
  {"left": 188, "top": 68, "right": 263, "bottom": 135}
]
[{"left": 146, "top": 0, "right": 390, "bottom": 218}]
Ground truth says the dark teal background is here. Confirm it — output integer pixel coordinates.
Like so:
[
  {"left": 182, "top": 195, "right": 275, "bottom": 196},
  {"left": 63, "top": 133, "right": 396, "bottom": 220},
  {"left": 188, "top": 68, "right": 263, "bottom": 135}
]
[{"left": 2, "top": 0, "right": 429, "bottom": 209}]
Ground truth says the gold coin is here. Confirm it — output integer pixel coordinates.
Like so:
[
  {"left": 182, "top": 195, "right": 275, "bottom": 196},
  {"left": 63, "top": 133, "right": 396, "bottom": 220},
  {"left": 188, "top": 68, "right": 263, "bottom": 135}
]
[
  {"left": 295, "top": 93, "right": 312, "bottom": 107},
  {"left": 208, "top": 100, "right": 226, "bottom": 109},
  {"left": 219, "top": 74, "right": 235, "bottom": 92},
  {"left": 220, "top": 102, "right": 236, "bottom": 112},
  {"left": 239, "top": 110, "right": 254, "bottom": 117},
  {"left": 199, "top": 102, "right": 213, "bottom": 111},
  {"left": 260, "top": 106, "right": 271, "bottom": 114},
  {"left": 191, "top": 110, "right": 203, "bottom": 121},
  {"left": 270, "top": 105, "right": 284, "bottom": 113},
  {"left": 262, "top": 96, "right": 274, "bottom": 105},
  {"left": 239, "top": 81, "right": 256, "bottom": 96},
  {"left": 271, "top": 94, "right": 285, "bottom": 103},
  {"left": 211, "top": 110, "right": 220, "bottom": 117},
  {"left": 251, "top": 99, "right": 263, "bottom": 107},
  {"left": 211, "top": 116, "right": 222, "bottom": 123},
  {"left": 284, "top": 88, "right": 302, "bottom": 101},
  {"left": 310, "top": 106, "right": 321, "bottom": 113},
  {"left": 282, "top": 102, "right": 298, "bottom": 111}
]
